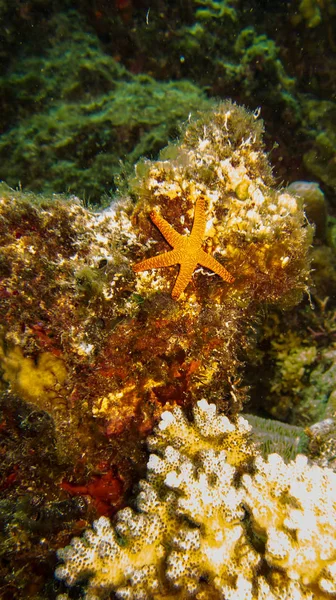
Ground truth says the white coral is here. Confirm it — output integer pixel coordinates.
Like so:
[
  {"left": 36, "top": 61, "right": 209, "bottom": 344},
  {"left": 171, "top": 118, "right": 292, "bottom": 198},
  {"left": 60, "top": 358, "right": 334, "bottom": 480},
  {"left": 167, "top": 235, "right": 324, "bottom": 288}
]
[
  {"left": 56, "top": 400, "right": 336, "bottom": 599},
  {"left": 242, "top": 453, "right": 336, "bottom": 593}
]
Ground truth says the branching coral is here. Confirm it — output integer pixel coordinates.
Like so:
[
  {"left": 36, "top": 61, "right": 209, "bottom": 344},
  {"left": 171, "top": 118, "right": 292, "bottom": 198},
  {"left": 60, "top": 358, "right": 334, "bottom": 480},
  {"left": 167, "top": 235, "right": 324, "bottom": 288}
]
[
  {"left": 243, "top": 453, "right": 336, "bottom": 594},
  {"left": 56, "top": 400, "right": 336, "bottom": 599}
]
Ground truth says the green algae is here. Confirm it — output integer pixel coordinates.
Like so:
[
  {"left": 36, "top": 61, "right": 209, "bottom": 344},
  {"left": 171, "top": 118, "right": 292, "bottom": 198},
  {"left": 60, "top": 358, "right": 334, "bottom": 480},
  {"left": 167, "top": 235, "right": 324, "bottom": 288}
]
[
  {"left": 2, "top": 5, "right": 334, "bottom": 204},
  {"left": 301, "top": 99, "right": 336, "bottom": 191},
  {"left": 0, "top": 12, "right": 211, "bottom": 204},
  {"left": 195, "top": 0, "right": 237, "bottom": 21}
]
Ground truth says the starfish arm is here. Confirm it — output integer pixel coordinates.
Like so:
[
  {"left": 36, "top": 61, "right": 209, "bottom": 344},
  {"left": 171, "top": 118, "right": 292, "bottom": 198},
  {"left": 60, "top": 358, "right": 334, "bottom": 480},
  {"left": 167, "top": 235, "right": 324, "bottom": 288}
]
[
  {"left": 171, "top": 259, "right": 197, "bottom": 299},
  {"left": 190, "top": 195, "right": 207, "bottom": 242},
  {"left": 150, "top": 211, "right": 183, "bottom": 248},
  {"left": 133, "top": 249, "right": 180, "bottom": 272},
  {"left": 198, "top": 249, "right": 235, "bottom": 283}
]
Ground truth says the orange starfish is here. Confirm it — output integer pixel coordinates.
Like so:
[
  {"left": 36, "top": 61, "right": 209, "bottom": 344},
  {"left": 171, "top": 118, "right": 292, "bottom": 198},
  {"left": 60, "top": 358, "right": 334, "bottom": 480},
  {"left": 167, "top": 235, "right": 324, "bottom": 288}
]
[{"left": 133, "top": 195, "right": 234, "bottom": 300}]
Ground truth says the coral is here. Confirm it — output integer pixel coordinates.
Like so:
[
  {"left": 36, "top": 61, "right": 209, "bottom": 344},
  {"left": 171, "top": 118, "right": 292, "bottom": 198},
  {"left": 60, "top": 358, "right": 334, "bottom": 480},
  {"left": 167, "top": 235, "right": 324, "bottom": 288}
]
[
  {"left": 0, "top": 343, "right": 67, "bottom": 408},
  {"left": 0, "top": 389, "right": 89, "bottom": 596},
  {"left": 131, "top": 101, "right": 312, "bottom": 308},
  {"left": 243, "top": 452, "right": 336, "bottom": 594},
  {"left": 0, "top": 102, "right": 313, "bottom": 444},
  {"left": 56, "top": 399, "right": 336, "bottom": 599},
  {"left": 259, "top": 320, "right": 336, "bottom": 426},
  {"left": 0, "top": 102, "right": 313, "bottom": 597},
  {"left": 286, "top": 180, "right": 327, "bottom": 240},
  {"left": 306, "top": 417, "right": 336, "bottom": 470},
  {"left": 270, "top": 333, "right": 317, "bottom": 394}
]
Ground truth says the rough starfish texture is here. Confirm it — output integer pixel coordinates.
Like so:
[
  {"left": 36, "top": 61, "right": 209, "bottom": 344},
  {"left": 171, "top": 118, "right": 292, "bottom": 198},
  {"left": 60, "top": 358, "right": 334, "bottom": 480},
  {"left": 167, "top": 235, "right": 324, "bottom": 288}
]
[{"left": 133, "top": 195, "right": 234, "bottom": 299}]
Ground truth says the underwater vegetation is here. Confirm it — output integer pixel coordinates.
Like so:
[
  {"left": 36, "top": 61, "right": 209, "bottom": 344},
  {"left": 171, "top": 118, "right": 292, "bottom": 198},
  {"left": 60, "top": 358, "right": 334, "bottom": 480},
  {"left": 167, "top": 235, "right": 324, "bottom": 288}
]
[
  {"left": 0, "top": 101, "right": 313, "bottom": 449},
  {"left": 0, "top": 11, "right": 211, "bottom": 204},
  {"left": 0, "top": 101, "right": 320, "bottom": 598},
  {"left": 1, "top": 3, "right": 336, "bottom": 202}
]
